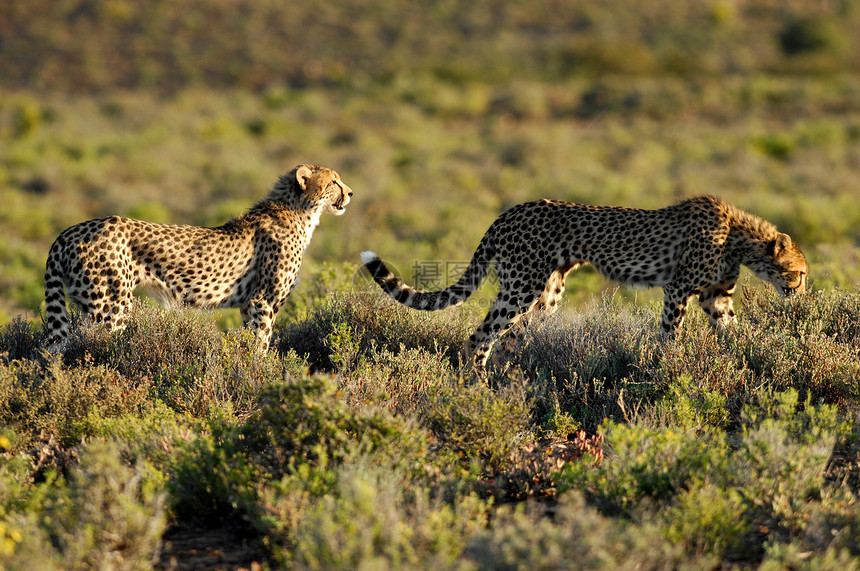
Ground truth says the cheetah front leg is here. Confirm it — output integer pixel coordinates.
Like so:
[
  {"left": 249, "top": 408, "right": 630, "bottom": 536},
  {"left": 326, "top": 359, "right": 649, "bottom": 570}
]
[
  {"left": 242, "top": 244, "right": 295, "bottom": 351},
  {"left": 698, "top": 281, "right": 738, "bottom": 330},
  {"left": 659, "top": 285, "right": 695, "bottom": 338},
  {"left": 243, "top": 298, "right": 276, "bottom": 349}
]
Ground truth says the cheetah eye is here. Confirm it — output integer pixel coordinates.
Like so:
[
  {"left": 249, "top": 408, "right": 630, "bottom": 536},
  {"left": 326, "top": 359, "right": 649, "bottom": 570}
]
[{"left": 783, "top": 271, "right": 801, "bottom": 285}]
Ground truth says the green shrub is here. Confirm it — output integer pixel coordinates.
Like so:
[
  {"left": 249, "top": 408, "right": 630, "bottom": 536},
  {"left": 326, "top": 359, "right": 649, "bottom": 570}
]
[
  {"left": 541, "top": 410, "right": 582, "bottom": 440},
  {"left": 515, "top": 299, "right": 661, "bottom": 431},
  {"left": 62, "top": 302, "right": 220, "bottom": 394},
  {"left": 421, "top": 379, "right": 533, "bottom": 473},
  {"left": 244, "top": 376, "right": 436, "bottom": 481},
  {"left": 655, "top": 375, "right": 730, "bottom": 430},
  {"left": 171, "top": 375, "right": 443, "bottom": 525},
  {"left": 169, "top": 416, "right": 260, "bottom": 522},
  {"left": 752, "top": 133, "right": 794, "bottom": 160},
  {"left": 292, "top": 462, "right": 488, "bottom": 570},
  {"left": 202, "top": 328, "right": 307, "bottom": 418},
  {"left": 735, "top": 389, "right": 841, "bottom": 540},
  {"left": 760, "top": 540, "right": 860, "bottom": 571},
  {"left": 581, "top": 40, "right": 659, "bottom": 75},
  {"left": 463, "top": 493, "right": 714, "bottom": 570},
  {"left": 0, "top": 449, "right": 38, "bottom": 520},
  {"left": 728, "top": 297, "right": 860, "bottom": 407},
  {"left": 0, "top": 440, "right": 166, "bottom": 570},
  {"left": 520, "top": 287, "right": 860, "bottom": 431},
  {"left": 779, "top": 16, "right": 851, "bottom": 57},
  {"left": 339, "top": 343, "right": 457, "bottom": 417},
  {"left": 277, "top": 291, "right": 469, "bottom": 373},
  {"left": 662, "top": 482, "right": 749, "bottom": 557},
  {"left": 11, "top": 101, "right": 42, "bottom": 139},
  {"left": 75, "top": 400, "right": 202, "bottom": 468},
  {"left": 744, "top": 287, "right": 860, "bottom": 346},
  {"left": 564, "top": 421, "right": 726, "bottom": 517},
  {"left": 45, "top": 440, "right": 166, "bottom": 570},
  {"left": 63, "top": 302, "right": 299, "bottom": 417},
  {"left": 776, "top": 15, "right": 852, "bottom": 74},
  {"left": 0, "top": 316, "right": 44, "bottom": 362},
  {"left": 0, "top": 357, "right": 152, "bottom": 448},
  {"left": 561, "top": 389, "right": 852, "bottom": 564}
]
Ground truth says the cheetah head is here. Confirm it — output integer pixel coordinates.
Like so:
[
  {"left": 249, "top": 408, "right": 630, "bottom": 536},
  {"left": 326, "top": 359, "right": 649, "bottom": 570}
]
[
  {"left": 294, "top": 164, "right": 353, "bottom": 216},
  {"left": 757, "top": 233, "right": 809, "bottom": 297}
]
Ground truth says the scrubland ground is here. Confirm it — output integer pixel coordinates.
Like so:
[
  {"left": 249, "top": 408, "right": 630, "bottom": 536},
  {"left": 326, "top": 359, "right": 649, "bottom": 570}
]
[{"left": 0, "top": 280, "right": 859, "bottom": 569}]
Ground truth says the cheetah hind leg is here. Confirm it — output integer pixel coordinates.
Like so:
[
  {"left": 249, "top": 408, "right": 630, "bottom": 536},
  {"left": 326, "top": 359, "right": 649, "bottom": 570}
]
[
  {"left": 466, "top": 287, "right": 546, "bottom": 379},
  {"left": 698, "top": 281, "right": 738, "bottom": 330},
  {"left": 89, "top": 284, "right": 135, "bottom": 334},
  {"left": 493, "top": 268, "right": 570, "bottom": 366}
]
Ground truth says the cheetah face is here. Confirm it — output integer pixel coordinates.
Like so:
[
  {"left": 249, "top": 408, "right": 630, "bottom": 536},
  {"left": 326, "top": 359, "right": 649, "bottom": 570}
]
[
  {"left": 760, "top": 233, "right": 809, "bottom": 297},
  {"left": 323, "top": 177, "right": 353, "bottom": 216},
  {"left": 295, "top": 165, "right": 353, "bottom": 216}
]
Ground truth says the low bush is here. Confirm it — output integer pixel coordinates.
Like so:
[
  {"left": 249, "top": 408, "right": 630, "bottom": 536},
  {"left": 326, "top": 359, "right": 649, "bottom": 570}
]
[
  {"left": 339, "top": 343, "right": 456, "bottom": 417},
  {"left": 560, "top": 388, "right": 854, "bottom": 564},
  {"left": 0, "top": 439, "right": 166, "bottom": 570},
  {"left": 463, "top": 493, "right": 713, "bottom": 570},
  {"left": 512, "top": 286, "right": 860, "bottom": 431},
  {"left": 42, "top": 440, "right": 167, "bottom": 569},
  {"left": 779, "top": 15, "right": 851, "bottom": 57},
  {"left": 60, "top": 301, "right": 305, "bottom": 417},
  {"left": 0, "top": 283, "right": 858, "bottom": 567},
  {"left": 0, "top": 357, "right": 151, "bottom": 449},
  {"left": 243, "top": 376, "right": 438, "bottom": 482},
  {"left": 291, "top": 462, "right": 488, "bottom": 570},
  {"left": 564, "top": 420, "right": 726, "bottom": 517},
  {"left": 421, "top": 378, "right": 534, "bottom": 473},
  {"left": 169, "top": 375, "right": 449, "bottom": 531},
  {"left": 276, "top": 291, "right": 471, "bottom": 373}
]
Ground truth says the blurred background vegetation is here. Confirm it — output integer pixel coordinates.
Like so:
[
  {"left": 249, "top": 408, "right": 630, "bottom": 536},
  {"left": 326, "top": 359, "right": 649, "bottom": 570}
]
[{"left": 1, "top": 0, "right": 859, "bottom": 325}]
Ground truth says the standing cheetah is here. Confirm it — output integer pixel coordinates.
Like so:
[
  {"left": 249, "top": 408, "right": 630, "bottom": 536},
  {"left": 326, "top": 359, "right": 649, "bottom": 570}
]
[
  {"left": 44, "top": 164, "right": 352, "bottom": 349},
  {"left": 361, "top": 195, "right": 808, "bottom": 374}
]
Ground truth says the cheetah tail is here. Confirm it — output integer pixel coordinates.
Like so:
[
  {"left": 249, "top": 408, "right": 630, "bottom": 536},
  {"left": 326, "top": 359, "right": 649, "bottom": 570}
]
[
  {"left": 43, "top": 237, "right": 70, "bottom": 345},
  {"left": 360, "top": 233, "right": 495, "bottom": 311}
]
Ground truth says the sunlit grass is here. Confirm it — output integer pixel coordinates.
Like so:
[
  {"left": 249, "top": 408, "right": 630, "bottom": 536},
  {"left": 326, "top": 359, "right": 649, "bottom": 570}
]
[
  {"left": 1, "top": 283, "right": 859, "bottom": 567},
  {"left": 3, "top": 74, "right": 860, "bottom": 324}
]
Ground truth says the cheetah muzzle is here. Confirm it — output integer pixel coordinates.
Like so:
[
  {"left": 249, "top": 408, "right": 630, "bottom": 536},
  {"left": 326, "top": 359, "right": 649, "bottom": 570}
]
[
  {"left": 361, "top": 195, "right": 809, "bottom": 375},
  {"left": 43, "top": 164, "right": 353, "bottom": 350}
]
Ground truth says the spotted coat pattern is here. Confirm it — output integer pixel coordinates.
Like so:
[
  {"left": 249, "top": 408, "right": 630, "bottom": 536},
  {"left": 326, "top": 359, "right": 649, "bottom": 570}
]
[
  {"left": 44, "top": 164, "right": 352, "bottom": 349},
  {"left": 362, "top": 195, "right": 809, "bottom": 374}
]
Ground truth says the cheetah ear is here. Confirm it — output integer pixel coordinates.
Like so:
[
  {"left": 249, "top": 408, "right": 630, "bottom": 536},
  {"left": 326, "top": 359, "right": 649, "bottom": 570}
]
[
  {"left": 772, "top": 233, "right": 792, "bottom": 256},
  {"left": 295, "top": 165, "right": 313, "bottom": 191}
]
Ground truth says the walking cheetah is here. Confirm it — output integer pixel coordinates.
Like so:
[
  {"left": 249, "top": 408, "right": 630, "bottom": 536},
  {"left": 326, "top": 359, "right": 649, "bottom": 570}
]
[
  {"left": 44, "top": 164, "right": 352, "bottom": 349},
  {"left": 361, "top": 195, "right": 808, "bottom": 374}
]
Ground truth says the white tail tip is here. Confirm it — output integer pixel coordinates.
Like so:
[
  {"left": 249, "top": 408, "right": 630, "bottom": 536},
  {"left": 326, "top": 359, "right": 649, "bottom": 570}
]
[{"left": 360, "top": 251, "right": 379, "bottom": 265}]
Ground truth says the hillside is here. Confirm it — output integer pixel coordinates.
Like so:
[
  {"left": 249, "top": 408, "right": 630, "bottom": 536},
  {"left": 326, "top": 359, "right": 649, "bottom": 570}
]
[{"left": 3, "top": 0, "right": 859, "bottom": 92}]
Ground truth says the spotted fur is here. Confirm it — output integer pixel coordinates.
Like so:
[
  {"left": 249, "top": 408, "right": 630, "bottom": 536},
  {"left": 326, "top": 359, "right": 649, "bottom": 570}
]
[
  {"left": 44, "top": 164, "right": 352, "bottom": 349},
  {"left": 362, "top": 195, "right": 809, "bottom": 374}
]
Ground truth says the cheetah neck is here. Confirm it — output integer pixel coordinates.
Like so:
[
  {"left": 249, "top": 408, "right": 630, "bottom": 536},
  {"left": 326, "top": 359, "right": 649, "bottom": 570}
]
[
  {"left": 725, "top": 207, "right": 779, "bottom": 265},
  {"left": 220, "top": 202, "right": 326, "bottom": 252}
]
